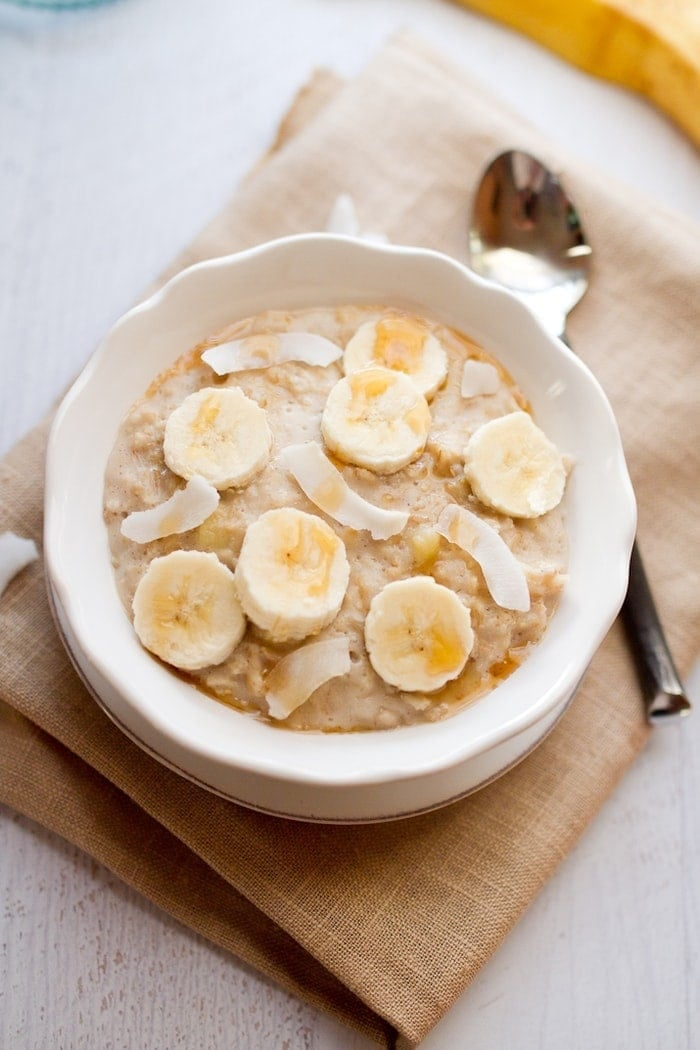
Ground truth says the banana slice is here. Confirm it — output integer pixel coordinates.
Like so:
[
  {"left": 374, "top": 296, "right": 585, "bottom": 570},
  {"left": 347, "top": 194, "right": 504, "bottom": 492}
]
[
  {"left": 132, "top": 550, "right": 245, "bottom": 671},
  {"left": 409, "top": 525, "right": 441, "bottom": 572},
  {"left": 201, "top": 332, "right": 341, "bottom": 375},
  {"left": 277, "top": 441, "right": 409, "bottom": 540},
  {"left": 234, "top": 508, "right": 350, "bottom": 643},
  {"left": 460, "top": 359, "right": 500, "bottom": 398},
  {"left": 364, "top": 577, "right": 474, "bottom": 693},
  {"left": 436, "top": 504, "right": 530, "bottom": 612},
  {"left": 343, "top": 315, "right": 448, "bottom": 399},
  {"left": 163, "top": 387, "right": 272, "bottom": 491},
  {"left": 265, "top": 636, "right": 351, "bottom": 720},
  {"left": 321, "top": 367, "right": 431, "bottom": 475},
  {"left": 464, "top": 411, "right": 566, "bottom": 518},
  {"left": 120, "top": 475, "right": 220, "bottom": 543}
]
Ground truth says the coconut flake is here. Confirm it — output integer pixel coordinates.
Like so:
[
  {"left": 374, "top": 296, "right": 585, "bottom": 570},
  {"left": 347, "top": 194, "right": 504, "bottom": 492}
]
[
  {"left": 266, "top": 636, "right": 351, "bottom": 720},
  {"left": 278, "top": 442, "right": 409, "bottom": 540},
  {"left": 326, "top": 193, "right": 360, "bottom": 236},
  {"left": 461, "top": 360, "right": 500, "bottom": 398},
  {"left": 202, "top": 332, "right": 342, "bottom": 376},
  {"left": 0, "top": 532, "right": 39, "bottom": 596},
  {"left": 436, "top": 504, "right": 530, "bottom": 612},
  {"left": 360, "top": 229, "right": 390, "bottom": 245},
  {"left": 121, "top": 475, "right": 220, "bottom": 543},
  {"left": 325, "top": 193, "right": 389, "bottom": 244}
]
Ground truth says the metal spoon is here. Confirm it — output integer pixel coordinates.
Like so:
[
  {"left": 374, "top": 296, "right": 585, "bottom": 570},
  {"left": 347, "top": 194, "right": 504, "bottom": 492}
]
[{"left": 469, "top": 148, "right": 691, "bottom": 722}]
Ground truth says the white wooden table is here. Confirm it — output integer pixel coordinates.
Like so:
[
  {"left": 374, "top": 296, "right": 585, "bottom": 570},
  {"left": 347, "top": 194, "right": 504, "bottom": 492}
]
[{"left": 1, "top": 1, "right": 699, "bottom": 1046}]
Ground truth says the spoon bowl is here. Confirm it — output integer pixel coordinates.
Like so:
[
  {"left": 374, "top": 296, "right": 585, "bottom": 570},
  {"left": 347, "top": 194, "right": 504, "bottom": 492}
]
[{"left": 469, "top": 149, "right": 592, "bottom": 339}]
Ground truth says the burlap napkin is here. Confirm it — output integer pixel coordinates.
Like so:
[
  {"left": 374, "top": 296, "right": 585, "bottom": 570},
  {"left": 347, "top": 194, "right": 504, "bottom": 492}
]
[{"left": 1, "top": 33, "right": 698, "bottom": 1048}]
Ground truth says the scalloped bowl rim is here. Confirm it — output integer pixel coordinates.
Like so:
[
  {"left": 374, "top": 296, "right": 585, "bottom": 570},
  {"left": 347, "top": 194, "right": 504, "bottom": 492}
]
[{"left": 44, "top": 234, "right": 636, "bottom": 790}]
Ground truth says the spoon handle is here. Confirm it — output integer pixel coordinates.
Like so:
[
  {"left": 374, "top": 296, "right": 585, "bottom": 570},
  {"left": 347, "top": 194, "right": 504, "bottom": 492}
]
[{"left": 620, "top": 540, "right": 692, "bottom": 722}]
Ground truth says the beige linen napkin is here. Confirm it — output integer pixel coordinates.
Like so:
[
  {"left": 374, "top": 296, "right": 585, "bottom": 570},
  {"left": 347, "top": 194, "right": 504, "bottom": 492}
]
[{"left": 1, "top": 33, "right": 699, "bottom": 1048}]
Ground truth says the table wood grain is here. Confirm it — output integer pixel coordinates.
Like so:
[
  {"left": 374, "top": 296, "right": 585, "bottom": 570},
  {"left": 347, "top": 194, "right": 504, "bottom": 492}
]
[{"left": 1, "top": 1, "right": 699, "bottom": 1046}]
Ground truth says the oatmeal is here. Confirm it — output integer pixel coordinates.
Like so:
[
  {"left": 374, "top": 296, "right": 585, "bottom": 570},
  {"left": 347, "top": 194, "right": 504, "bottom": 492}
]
[{"left": 103, "top": 305, "right": 568, "bottom": 731}]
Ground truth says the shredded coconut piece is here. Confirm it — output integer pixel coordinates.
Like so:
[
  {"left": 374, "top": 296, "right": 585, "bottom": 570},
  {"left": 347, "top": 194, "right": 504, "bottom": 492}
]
[
  {"left": 461, "top": 360, "right": 500, "bottom": 398},
  {"left": 121, "top": 475, "right": 219, "bottom": 543},
  {"left": 0, "top": 532, "right": 39, "bottom": 596},
  {"left": 326, "top": 193, "right": 360, "bottom": 236},
  {"left": 266, "top": 636, "right": 352, "bottom": 720},
  {"left": 324, "top": 193, "right": 389, "bottom": 244},
  {"left": 202, "top": 332, "right": 341, "bottom": 376},
  {"left": 436, "top": 504, "right": 530, "bottom": 612},
  {"left": 278, "top": 442, "right": 409, "bottom": 540}
]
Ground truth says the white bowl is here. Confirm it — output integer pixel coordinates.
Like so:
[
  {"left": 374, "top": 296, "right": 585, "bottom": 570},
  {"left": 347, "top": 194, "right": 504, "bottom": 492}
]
[{"left": 45, "top": 234, "right": 636, "bottom": 822}]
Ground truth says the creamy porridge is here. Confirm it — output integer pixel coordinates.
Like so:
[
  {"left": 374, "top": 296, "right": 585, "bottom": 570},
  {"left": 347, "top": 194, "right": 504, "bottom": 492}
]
[{"left": 103, "top": 305, "right": 568, "bottom": 732}]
